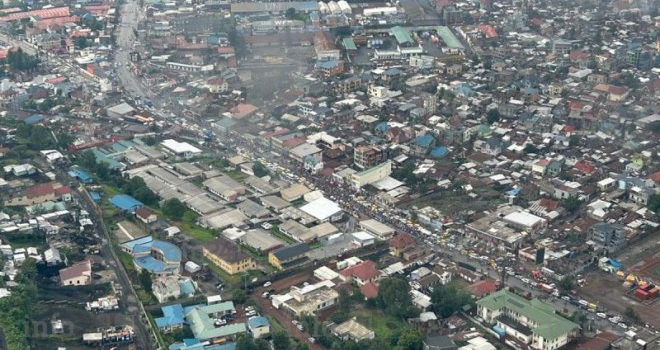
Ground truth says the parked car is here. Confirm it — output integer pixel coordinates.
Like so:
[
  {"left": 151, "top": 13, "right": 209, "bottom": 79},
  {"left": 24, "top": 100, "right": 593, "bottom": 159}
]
[{"left": 263, "top": 281, "right": 272, "bottom": 288}]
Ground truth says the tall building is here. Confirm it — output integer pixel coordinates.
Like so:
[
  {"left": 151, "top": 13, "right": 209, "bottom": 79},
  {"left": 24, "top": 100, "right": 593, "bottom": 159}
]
[{"left": 354, "top": 145, "right": 386, "bottom": 169}]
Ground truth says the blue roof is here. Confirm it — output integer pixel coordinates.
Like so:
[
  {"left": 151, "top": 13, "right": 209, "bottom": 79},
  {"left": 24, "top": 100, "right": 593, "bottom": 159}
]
[
  {"left": 155, "top": 304, "right": 185, "bottom": 329},
  {"left": 316, "top": 60, "right": 342, "bottom": 69},
  {"left": 120, "top": 235, "right": 154, "bottom": 250},
  {"left": 24, "top": 114, "right": 45, "bottom": 125},
  {"left": 415, "top": 134, "right": 435, "bottom": 148},
  {"left": 121, "top": 236, "right": 182, "bottom": 274},
  {"left": 247, "top": 316, "right": 270, "bottom": 329},
  {"left": 430, "top": 146, "right": 448, "bottom": 158},
  {"left": 169, "top": 340, "right": 237, "bottom": 350},
  {"left": 68, "top": 167, "right": 93, "bottom": 183},
  {"left": 375, "top": 122, "right": 389, "bottom": 133},
  {"left": 89, "top": 192, "right": 102, "bottom": 202},
  {"left": 506, "top": 187, "right": 521, "bottom": 196},
  {"left": 109, "top": 194, "right": 143, "bottom": 211},
  {"left": 179, "top": 279, "right": 196, "bottom": 296}
]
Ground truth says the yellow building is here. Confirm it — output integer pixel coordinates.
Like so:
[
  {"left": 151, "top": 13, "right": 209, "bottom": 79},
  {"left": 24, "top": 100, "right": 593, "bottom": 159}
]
[{"left": 203, "top": 237, "right": 255, "bottom": 275}]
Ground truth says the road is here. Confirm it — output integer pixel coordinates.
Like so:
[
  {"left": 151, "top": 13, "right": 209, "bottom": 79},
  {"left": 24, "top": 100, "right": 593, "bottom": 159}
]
[
  {"left": 0, "top": 32, "right": 37, "bottom": 55},
  {"left": 113, "top": 0, "right": 154, "bottom": 104}
]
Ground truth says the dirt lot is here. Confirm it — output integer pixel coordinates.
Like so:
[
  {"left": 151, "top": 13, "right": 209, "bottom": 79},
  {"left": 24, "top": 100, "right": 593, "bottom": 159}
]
[
  {"left": 30, "top": 305, "right": 135, "bottom": 350},
  {"left": 578, "top": 269, "right": 660, "bottom": 328}
]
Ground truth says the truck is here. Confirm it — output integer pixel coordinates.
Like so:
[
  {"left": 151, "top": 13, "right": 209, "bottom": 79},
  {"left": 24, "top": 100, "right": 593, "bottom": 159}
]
[{"left": 538, "top": 283, "right": 555, "bottom": 294}]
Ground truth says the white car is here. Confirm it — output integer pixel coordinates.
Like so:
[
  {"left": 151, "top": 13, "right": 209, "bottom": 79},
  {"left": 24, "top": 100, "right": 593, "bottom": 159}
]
[
  {"left": 618, "top": 323, "right": 628, "bottom": 329},
  {"left": 263, "top": 281, "right": 272, "bottom": 288},
  {"left": 596, "top": 313, "right": 607, "bottom": 319}
]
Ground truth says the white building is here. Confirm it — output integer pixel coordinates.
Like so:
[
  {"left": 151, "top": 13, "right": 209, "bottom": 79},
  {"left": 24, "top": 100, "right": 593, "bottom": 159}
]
[
  {"left": 351, "top": 160, "right": 392, "bottom": 189},
  {"left": 160, "top": 139, "right": 202, "bottom": 159}
]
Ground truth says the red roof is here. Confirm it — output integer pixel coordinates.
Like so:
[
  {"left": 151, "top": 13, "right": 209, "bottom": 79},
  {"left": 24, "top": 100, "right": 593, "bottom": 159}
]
[
  {"left": 608, "top": 85, "right": 628, "bottom": 96},
  {"left": 538, "top": 198, "right": 559, "bottom": 211},
  {"left": 574, "top": 161, "right": 594, "bottom": 174},
  {"left": 135, "top": 207, "right": 154, "bottom": 219},
  {"left": 649, "top": 172, "right": 660, "bottom": 182},
  {"left": 59, "top": 260, "right": 91, "bottom": 281},
  {"left": 0, "top": 6, "right": 69, "bottom": 22},
  {"left": 26, "top": 183, "right": 55, "bottom": 198},
  {"left": 47, "top": 76, "right": 66, "bottom": 85},
  {"left": 389, "top": 233, "right": 414, "bottom": 249},
  {"left": 569, "top": 50, "right": 589, "bottom": 61},
  {"left": 562, "top": 125, "right": 575, "bottom": 133},
  {"left": 340, "top": 260, "right": 379, "bottom": 281},
  {"left": 360, "top": 282, "right": 379, "bottom": 299},
  {"left": 466, "top": 279, "right": 498, "bottom": 297},
  {"left": 477, "top": 24, "right": 498, "bottom": 38},
  {"left": 53, "top": 186, "right": 72, "bottom": 196}
]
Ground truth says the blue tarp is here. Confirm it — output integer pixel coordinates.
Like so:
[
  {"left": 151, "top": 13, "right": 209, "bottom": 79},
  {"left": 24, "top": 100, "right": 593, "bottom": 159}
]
[{"left": 430, "top": 146, "right": 448, "bottom": 158}]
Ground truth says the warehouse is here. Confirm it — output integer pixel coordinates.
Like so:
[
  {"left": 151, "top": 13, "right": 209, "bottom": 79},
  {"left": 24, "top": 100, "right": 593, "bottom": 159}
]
[
  {"left": 240, "top": 229, "right": 285, "bottom": 253},
  {"left": 300, "top": 197, "right": 343, "bottom": 223},
  {"left": 359, "top": 219, "right": 395, "bottom": 239},
  {"left": 160, "top": 139, "right": 202, "bottom": 159}
]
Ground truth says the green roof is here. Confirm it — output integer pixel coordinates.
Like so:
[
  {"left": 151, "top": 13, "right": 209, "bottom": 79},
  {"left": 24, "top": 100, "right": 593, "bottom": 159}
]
[
  {"left": 356, "top": 160, "right": 391, "bottom": 177},
  {"left": 187, "top": 308, "right": 246, "bottom": 341},
  {"left": 342, "top": 37, "right": 357, "bottom": 50},
  {"left": 435, "top": 26, "right": 464, "bottom": 49},
  {"left": 477, "top": 289, "right": 577, "bottom": 340},
  {"left": 391, "top": 26, "right": 413, "bottom": 45}
]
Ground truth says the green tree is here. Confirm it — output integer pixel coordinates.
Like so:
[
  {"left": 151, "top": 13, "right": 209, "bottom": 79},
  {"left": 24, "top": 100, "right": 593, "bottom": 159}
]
[
  {"left": 272, "top": 331, "right": 290, "bottom": 350},
  {"left": 429, "top": 284, "right": 473, "bottom": 317},
  {"left": 232, "top": 289, "right": 247, "bottom": 304},
  {"left": 397, "top": 327, "right": 423, "bottom": 350},
  {"left": 139, "top": 269, "right": 152, "bottom": 293},
  {"left": 295, "top": 342, "right": 309, "bottom": 350},
  {"left": 561, "top": 196, "right": 583, "bottom": 214},
  {"left": 558, "top": 275, "right": 574, "bottom": 293},
  {"left": 524, "top": 144, "right": 540, "bottom": 154},
  {"left": 162, "top": 198, "right": 186, "bottom": 220},
  {"left": 568, "top": 134, "right": 580, "bottom": 147},
  {"left": 648, "top": 194, "right": 660, "bottom": 212},
  {"left": 252, "top": 161, "right": 269, "bottom": 177},
  {"left": 624, "top": 306, "right": 641, "bottom": 324},
  {"left": 377, "top": 277, "right": 416, "bottom": 318},
  {"left": 486, "top": 109, "right": 500, "bottom": 124}
]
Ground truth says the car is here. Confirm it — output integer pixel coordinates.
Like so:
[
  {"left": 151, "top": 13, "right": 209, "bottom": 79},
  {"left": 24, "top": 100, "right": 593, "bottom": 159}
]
[
  {"left": 609, "top": 317, "right": 619, "bottom": 324},
  {"left": 618, "top": 323, "right": 628, "bottom": 329},
  {"left": 246, "top": 311, "right": 257, "bottom": 317},
  {"left": 292, "top": 320, "right": 299, "bottom": 325},
  {"left": 561, "top": 296, "right": 570, "bottom": 301},
  {"left": 297, "top": 324, "right": 304, "bottom": 331},
  {"left": 262, "top": 292, "right": 270, "bottom": 298},
  {"left": 596, "top": 313, "right": 607, "bottom": 319},
  {"left": 263, "top": 281, "right": 272, "bottom": 288},
  {"left": 308, "top": 337, "right": 316, "bottom": 343}
]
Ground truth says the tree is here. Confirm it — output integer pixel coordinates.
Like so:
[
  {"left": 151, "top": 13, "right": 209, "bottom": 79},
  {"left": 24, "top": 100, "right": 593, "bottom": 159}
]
[
  {"left": 162, "top": 198, "right": 186, "bottom": 220},
  {"left": 377, "top": 277, "right": 417, "bottom": 318},
  {"left": 139, "top": 269, "right": 152, "bottom": 293},
  {"left": 5, "top": 47, "right": 39, "bottom": 71},
  {"left": 558, "top": 275, "right": 574, "bottom": 293},
  {"left": 272, "top": 331, "right": 290, "bottom": 350},
  {"left": 568, "top": 135, "right": 580, "bottom": 147},
  {"left": 561, "top": 196, "right": 583, "bottom": 214},
  {"left": 429, "top": 284, "right": 473, "bottom": 317},
  {"left": 524, "top": 144, "right": 540, "bottom": 154},
  {"left": 330, "top": 310, "right": 349, "bottom": 324},
  {"left": 486, "top": 109, "right": 500, "bottom": 124},
  {"left": 648, "top": 194, "right": 660, "bottom": 212},
  {"left": 397, "top": 327, "right": 423, "bottom": 350},
  {"left": 624, "top": 306, "right": 641, "bottom": 324},
  {"left": 295, "top": 342, "right": 309, "bottom": 350},
  {"left": 252, "top": 161, "right": 269, "bottom": 177},
  {"left": 75, "top": 37, "right": 88, "bottom": 49},
  {"left": 232, "top": 289, "right": 247, "bottom": 304}
]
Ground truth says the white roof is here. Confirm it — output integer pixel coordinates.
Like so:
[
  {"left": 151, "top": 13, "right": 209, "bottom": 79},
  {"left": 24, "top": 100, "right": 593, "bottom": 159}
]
[
  {"left": 300, "top": 197, "right": 342, "bottom": 221},
  {"left": 161, "top": 139, "right": 202, "bottom": 154},
  {"left": 372, "top": 176, "right": 404, "bottom": 191},
  {"left": 352, "top": 231, "right": 374, "bottom": 241},
  {"left": 503, "top": 211, "right": 544, "bottom": 228},
  {"left": 314, "top": 266, "right": 340, "bottom": 281}
]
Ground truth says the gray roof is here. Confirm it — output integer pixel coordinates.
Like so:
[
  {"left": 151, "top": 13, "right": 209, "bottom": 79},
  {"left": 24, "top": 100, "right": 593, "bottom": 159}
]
[{"left": 271, "top": 243, "right": 310, "bottom": 261}]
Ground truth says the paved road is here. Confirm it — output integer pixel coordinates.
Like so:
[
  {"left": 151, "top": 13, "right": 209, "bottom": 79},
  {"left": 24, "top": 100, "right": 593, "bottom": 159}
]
[{"left": 0, "top": 32, "right": 37, "bottom": 55}]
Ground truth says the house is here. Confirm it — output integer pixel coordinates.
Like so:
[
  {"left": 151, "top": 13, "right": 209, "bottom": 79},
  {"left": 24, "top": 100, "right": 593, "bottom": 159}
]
[
  {"left": 155, "top": 304, "right": 185, "bottom": 333},
  {"left": 59, "top": 260, "right": 92, "bottom": 286},
  {"left": 413, "top": 134, "right": 436, "bottom": 156},
  {"left": 477, "top": 289, "right": 579, "bottom": 350},
  {"left": 424, "top": 335, "right": 458, "bottom": 350},
  {"left": 135, "top": 207, "right": 157, "bottom": 224},
  {"left": 340, "top": 260, "right": 380, "bottom": 286},
  {"left": 332, "top": 318, "right": 375, "bottom": 342},
  {"left": 588, "top": 222, "right": 626, "bottom": 253},
  {"left": 390, "top": 233, "right": 415, "bottom": 257},
  {"left": 184, "top": 302, "right": 246, "bottom": 343},
  {"left": 247, "top": 316, "right": 270, "bottom": 338},
  {"left": 203, "top": 237, "right": 256, "bottom": 275},
  {"left": 466, "top": 279, "right": 498, "bottom": 298},
  {"left": 268, "top": 243, "right": 310, "bottom": 270},
  {"left": 120, "top": 236, "right": 182, "bottom": 276}
]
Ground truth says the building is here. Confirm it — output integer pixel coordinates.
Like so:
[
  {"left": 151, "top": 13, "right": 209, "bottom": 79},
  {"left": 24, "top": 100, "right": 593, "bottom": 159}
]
[
  {"left": 106, "top": 102, "right": 135, "bottom": 119},
  {"left": 160, "top": 139, "right": 202, "bottom": 159},
  {"left": 280, "top": 280, "right": 339, "bottom": 317},
  {"left": 390, "top": 233, "right": 416, "bottom": 257},
  {"left": 135, "top": 207, "right": 157, "bottom": 224},
  {"left": 59, "top": 260, "right": 92, "bottom": 286},
  {"left": 333, "top": 318, "right": 375, "bottom": 342},
  {"left": 314, "top": 31, "right": 340, "bottom": 61},
  {"left": 351, "top": 160, "right": 393, "bottom": 189},
  {"left": 184, "top": 302, "right": 246, "bottom": 343},
  {"left": 360, "top": 219, "right": 396, "bottom": 239},
  {"left": 268, "top": 243, "right": 310, "bottom": 270},
  {"left": 203, "top": 176, "right": 246, "bottom": 201},
  {"left": 155, "top": 304, "right": 185, "bottom": 333},
  {"left": 280, "top": 183, "right": 311, "bottom": 202},
  {"left": 354, "top": 145, "right": 386, "bottom": 169},
  {"left": 247, "top": 316, "right": 270, "bottom": 338},
  {"left": 502, "top": 211, "right": 547, "bottom": 233},
  {"left": 340, "top": 260, "right": 380, "bottom": 286},
  {"left": 299, "top": 197, "right": 343, "bottom": 223},
  {"left": 477, "top": 289, "right": 579, "bottom": 350},
  {"left": 119, "top": 236, "right": 181, "bottom": 276},
  {"left": 203, "top": 237, "right": 255, "bottom": 275},
  {"left": 588, "top": 223, "right": 626, "bottom": 253},
  {"left": 424, "top": 335, "right": 458, "bottom": 350}
]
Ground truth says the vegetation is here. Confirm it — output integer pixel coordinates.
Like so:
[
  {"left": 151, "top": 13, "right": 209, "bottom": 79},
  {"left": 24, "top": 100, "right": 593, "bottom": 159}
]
[
  {"left": 252, "top": 161, "right": 269, "bottom": 177},
  {"left": 235, "top": 334, "right": 270, "bottom": 350},
  {"left": 375, "top": 277, "right": 417, "bottom": 319},
  {"left": 232, "top": 289, "right": 247, "bottom": 304},
  {"left": 486, "top": 109, "right": 501, "bottom": 124},
  {"left": 162, "top": 198, "right": 186, "bottom": 220},
  {"left": 624, "top": 306, "right": 641, "bottom": 324},
  {"left": 557, "top": 275, "right": 574, "bottom": 293},
  {"left": 14, "top": 123, "right": 56, "bottom": 151},
  {"left": 561, "top": 196, "right": 583, "bottom": 214},
  {"left": 429, "top": 284, "right": 473, "bottom": 318},
  {"left": 2, "top": 48, "right": 39, "bottom": 72},
  {"left": 648, "top": 194, "right": 660, "bottom": 212},
  {"left": 0, "top": 259, "right": 38, "bottom": 350},
  {"left": 139, "top": 269, "right": 153, "bottom": 293},
  {"left": 272, "top": 330, "right": 290, "bottom": 350}
]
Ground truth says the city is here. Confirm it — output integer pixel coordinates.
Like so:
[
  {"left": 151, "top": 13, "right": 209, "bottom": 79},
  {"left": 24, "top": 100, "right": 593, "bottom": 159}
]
[{"left": 0, "top": 0, "right": 658, "bottom": 349}]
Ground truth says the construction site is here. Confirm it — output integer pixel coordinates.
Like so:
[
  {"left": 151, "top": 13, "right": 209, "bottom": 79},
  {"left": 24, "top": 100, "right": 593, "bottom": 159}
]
[{"left": 578, "top": 252, "right": 660, "bottom": 329}]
